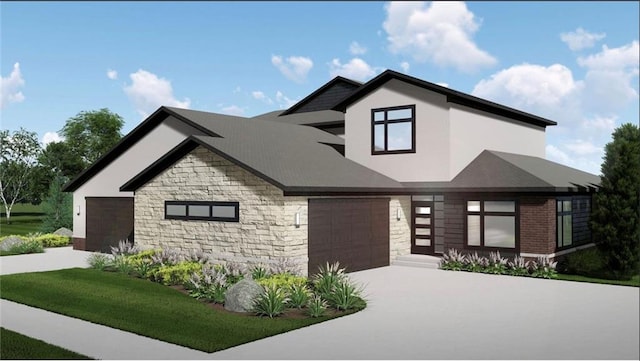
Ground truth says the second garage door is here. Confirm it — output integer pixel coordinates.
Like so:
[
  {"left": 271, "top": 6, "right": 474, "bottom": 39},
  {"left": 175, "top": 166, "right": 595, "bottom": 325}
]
[
  {"left": 86, "top": 197, "right": 134, "bottom": 252},
  {"left": 308, "top": 198, "right": 389, "bottom": 275}
]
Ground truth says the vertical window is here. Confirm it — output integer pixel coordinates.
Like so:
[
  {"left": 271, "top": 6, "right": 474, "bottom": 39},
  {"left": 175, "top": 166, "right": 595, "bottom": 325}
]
[
  {"left": 557, "top": 199, "right": 572, "bottom": 248},
  {"left": 466, "top": 200, "right": 517, "bottom": 249},
  {"left": 371, "top": 105, "right": 416, "bottom": 154}
]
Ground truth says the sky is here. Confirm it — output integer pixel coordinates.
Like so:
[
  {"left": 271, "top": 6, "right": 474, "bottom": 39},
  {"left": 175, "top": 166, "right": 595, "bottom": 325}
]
[{"left": 1, "top": 1, "right": 638, "bottom": 175}]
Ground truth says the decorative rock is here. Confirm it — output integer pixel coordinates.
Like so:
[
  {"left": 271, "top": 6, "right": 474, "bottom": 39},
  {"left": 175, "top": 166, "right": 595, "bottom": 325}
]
[
  {"left": 224, "top": 279, "right": 263, "bottom": 313},
  {"left": 0, "top": 236, "right": 24, "bottom": 251},
  {"left": 53, "top": 227, "right": 73, "bottom": 237}
]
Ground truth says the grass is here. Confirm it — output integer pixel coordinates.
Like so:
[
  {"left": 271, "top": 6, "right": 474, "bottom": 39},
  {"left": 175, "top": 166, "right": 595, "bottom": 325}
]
[
  {"left": 0, "top": 203, "right": 44, "bottom": 236},
  {"left": 0, "top": 327, "right": 91, "bottom": 359},
  {"left": 0, "top": 268, "right": 348, "bottom": 353},
  {"left": 556, "top": 273, "right": 640, "bottom": 287}
]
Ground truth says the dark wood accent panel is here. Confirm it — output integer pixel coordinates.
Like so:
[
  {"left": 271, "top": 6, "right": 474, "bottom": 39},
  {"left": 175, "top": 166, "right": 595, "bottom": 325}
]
[
  {"left": 86, "top": 197, "right": 134, "bottom": 253},
  {"left": 308, "top": 198, "right": 389, "bottom": 275},
  {"left": 444, "top": 198, "right": 465, "bottom": 251}
]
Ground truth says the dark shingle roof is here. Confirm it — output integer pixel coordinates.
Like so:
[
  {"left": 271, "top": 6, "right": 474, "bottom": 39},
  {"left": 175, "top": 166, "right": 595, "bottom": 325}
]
[
  {"left": 280, "top": 76, "right": 361, "bottom": 115},
  {"left": 333, "top": 69, "right": 557, "bottom": 128},
  {"left": 121, "top": 107, "right": 404, "bottom": 194},
  {"left": 253, "top": 109, "right": 344, "bottom": 127},
  {"left": 446, "top": 150, "right": 600, "bottom": 192}
]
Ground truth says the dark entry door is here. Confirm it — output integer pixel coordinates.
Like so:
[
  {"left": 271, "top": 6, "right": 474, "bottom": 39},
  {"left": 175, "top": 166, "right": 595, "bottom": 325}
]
[{"left": 411, "top": 201, "right": 434, "bottom": 255}]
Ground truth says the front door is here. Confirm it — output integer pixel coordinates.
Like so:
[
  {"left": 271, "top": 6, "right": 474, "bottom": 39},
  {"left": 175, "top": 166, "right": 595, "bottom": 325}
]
[{"left": 411, "top": 201, "right": 434, "bottom": 255}]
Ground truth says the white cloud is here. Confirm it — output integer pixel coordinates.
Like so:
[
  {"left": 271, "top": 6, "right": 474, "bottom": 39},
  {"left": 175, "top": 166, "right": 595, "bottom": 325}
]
[
  {"left": 107, "top": 69, "right": 118, "bottom": 80},
  {"left": 271, "top": 55, "right": 313, "bottom": 83},
  {"left": 329, "top": 58, "right": 377, "bottom": 82},
  {"left": 276, "top": 91, "right": 298, "bottom": 109},
  {"left": 349, "top": 41, "right": 367, "bottom": 55},
  {"left": 252, "top": 90, "right": 273, "bottom": 104},
  {"left": 221, "top": 105, "right": 245, "bottom": 116},
  {"left": 383, "top": 1, "right": 497, "bottom": 73},
  {"left": 560, "top": 28, "right": 606, "bottom": 51},
  {"left": 123, "top": 69, "right": 191, "bottom": 118},
  {"left": 400, "top": 61, "right": 410, "bottom": 73},
  {"left": 472, "top": 40, "right": 639, "bottom": 175},
  {"left": 1, "top": 62, "right": 25, "bottom": 108},
  {"left": 42, "top": 132, "right": 64, "bottom": 146}
]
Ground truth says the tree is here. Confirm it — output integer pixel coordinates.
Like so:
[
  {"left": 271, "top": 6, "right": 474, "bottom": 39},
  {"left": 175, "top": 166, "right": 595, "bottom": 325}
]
[
  {"left": 40, "top": 175, "right": 73, "bottom": 233},
  {"left": 591, "top": 123, "right": 640, "bottom": 279},
  {"left": 61, "top": 108, "right": 124, "bottom": 166},
  {"left": 27, "top": 141, "right": 87, "bottom": 203},
  {"left": 0, "top": 128, "right": 41, "bottom": 224}
]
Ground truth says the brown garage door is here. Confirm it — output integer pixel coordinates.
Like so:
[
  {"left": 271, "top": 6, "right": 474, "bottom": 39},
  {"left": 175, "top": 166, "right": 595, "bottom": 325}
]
[
  {"left": 308, "top": 198, "right": 389, "bottom": 275},
  {"left": 86, "top": 197, "right": 134, "bottom": 252}
]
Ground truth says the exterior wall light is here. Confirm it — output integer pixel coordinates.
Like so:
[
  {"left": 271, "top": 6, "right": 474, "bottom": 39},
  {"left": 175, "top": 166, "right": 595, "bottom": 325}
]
[
  {"left": 397, "top": 207, "right": 402, "bottom": 221},
  {"left": 76, "top": 206, "right": 81, "bottom": 216},
  {"left": 294, "top": 212, "right": 300, "bottom": 228}
]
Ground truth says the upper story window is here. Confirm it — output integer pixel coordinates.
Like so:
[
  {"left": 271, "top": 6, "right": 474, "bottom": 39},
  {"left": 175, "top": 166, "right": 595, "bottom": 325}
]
[{"left": 371, "top": 104, "right": 416, "bottom": 155}]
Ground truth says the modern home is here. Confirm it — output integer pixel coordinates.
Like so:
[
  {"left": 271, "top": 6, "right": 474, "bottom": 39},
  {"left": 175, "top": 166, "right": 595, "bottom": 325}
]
[{"left": 63, "top": 70, "right": 600, "bottom": 275}]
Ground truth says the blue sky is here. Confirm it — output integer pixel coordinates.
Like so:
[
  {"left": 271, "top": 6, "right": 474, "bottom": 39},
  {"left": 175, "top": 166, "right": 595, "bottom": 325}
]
[{"left": 2, "top": 1, "right": 638, "bottom": 175}]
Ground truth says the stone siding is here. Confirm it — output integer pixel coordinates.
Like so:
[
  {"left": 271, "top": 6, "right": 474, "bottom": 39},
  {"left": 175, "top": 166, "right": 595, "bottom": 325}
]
[
  {"left": 389, "top": 196, "right": 411, "bottom": 260},
  {"left": 135, "top": 146, "right": 307, "bottom": 270}
]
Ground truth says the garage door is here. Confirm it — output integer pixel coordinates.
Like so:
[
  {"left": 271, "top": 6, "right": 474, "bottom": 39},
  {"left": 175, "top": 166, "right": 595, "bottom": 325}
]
[
  {"left": 308, "top": 198, "right": 389, "bottom": 275},
  {"left": 86, "top": 197, "right": 134, "bottom": 252}
]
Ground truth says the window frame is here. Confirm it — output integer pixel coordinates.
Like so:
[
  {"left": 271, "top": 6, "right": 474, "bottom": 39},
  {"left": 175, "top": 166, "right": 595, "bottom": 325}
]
[
  {"left": 165, "top": 201, "right": 240, "bottom": 222},
  {"left": 465, "top": 199, "right": 519, "bottom": 251},
  {"left": 371, "top": 104, "right": 416, "bottom": 155},
  {"left": 556, "top": 197, "right": 573, "bottom": 249}
]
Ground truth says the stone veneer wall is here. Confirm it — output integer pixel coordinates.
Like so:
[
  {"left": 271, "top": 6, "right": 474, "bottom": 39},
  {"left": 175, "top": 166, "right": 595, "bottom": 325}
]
[
  {"left": 135, "top": 146, "right": 412, "bottom": 275},
  {"left": 135, "top": 146, "right": 308, "bottom": 271}
]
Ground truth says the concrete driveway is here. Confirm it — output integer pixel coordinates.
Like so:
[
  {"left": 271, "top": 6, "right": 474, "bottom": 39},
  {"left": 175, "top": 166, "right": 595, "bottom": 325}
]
[
  {"left": 211, "top": 266, "right": 640, "bottom": 360},
  {"left": 1, "top": 249, "right": 638, "bottom": 359}
]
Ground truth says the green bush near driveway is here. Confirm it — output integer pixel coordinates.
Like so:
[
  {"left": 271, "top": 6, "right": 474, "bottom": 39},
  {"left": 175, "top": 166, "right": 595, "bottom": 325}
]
[
  {"left": 0, "top": 268, "right": 346, "bottom": 353},
  {"left": 0, "top": 327, "right": 91, "bottom": 359}
]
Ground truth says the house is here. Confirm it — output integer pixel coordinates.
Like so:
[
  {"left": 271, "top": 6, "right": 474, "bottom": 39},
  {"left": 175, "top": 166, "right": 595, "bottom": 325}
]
[{"left": 63, "top": 70, "right": 600, "bottom": 275}]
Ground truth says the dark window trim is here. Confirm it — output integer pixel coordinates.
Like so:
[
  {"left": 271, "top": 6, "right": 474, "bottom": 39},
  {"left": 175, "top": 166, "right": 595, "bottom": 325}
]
[
  {"left": 464, "top": 199, "right": 520, "bottom": 252},
  {"left": 165, "top": 201, "right": 240, "bottom": 222},
  {"left": 371, "top": 104, "right": 416, "bottom": 155},
  {"left": 556, "top": 197, "right": 573, "bottom": 250}
]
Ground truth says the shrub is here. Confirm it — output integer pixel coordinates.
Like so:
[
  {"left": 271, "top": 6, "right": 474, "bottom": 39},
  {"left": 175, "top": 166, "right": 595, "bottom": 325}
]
[
  {"left": 152, "top": 261, "right": 203, "bottom": 285},
  {"left": 112, "top": 255, "right": 134, "bottom": 274},
  {"left": 562, "top": 248, "right": 605, "bottom": 278},
  {"left": 250, "top": 264, "right": 270, "bottom": 280},
  {"left": 530, "top": 257, "right": 558, "bottom": 279},
  {"left": 34, "top": 234, "right": 70, "bottom": 248},
  {"left": 150, "top": 248, "right": 184, "bottom": 266},
  {"left": 312, "top": 261, "right": 347, "bottom": 299},
  {"left": 126, "top": 249, "right": 158, "bottom": 263},
  {"left": 185, "top": 249, "right": 210, "bottom": 264},
  {"left": 0, "top": 238, "right": 44, "bottom": 256},
  {"left": 270, "top": 258, "right": 301, "bottom": 276},
  {"left": 325, "top": 279, "right": 366, "bottom": 311},
  {"left": 508, "top": 255, "right": 530, "bottom": 276},
  {"left": 257, "top": 273, "right": 307, "bottom": 290},
  {"left": 486, "top": 251, "right": 509, "bottom": 274},
  {"left": 463, "top": 252, "right": 486, "bottom": 272},
  {"left": 221, "top": 262, "right": 246, "bottom": 285},
  {"left": 439, "top": 249, "right": 466, "bottom": 271},
  {"left": 185, "top": 266, "right": 228, "bottom": 304},
  {"left": 131, "top": 258, "right": 154, "bottom": 278},
  {"left": 110, "top": 240, "right": 139, "bottom": 257},
  {"left": 87, "top": 253, "right": 112, "bottom": 270},
  {"left": 287, "top": 283, "right": 311, "bottom": 309},
  {"left": 253, "top": 284, "right": 289, "bottom": 318},
  {"left": 0, "top": 235, "right": 27, "bottom": 252},
  {"left": 307, "top": 295, "right": 328, "bottom": 318}
]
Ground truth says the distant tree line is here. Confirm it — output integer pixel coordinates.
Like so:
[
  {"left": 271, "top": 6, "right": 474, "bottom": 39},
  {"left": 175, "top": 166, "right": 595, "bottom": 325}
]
[{"left": 1, "top": 108, "right": 124, "bottom": 231}]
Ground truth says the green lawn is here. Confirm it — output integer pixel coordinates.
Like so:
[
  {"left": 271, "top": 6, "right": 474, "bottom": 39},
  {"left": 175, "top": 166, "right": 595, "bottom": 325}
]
[
  {"left": 556, "top": 273, "right": 640, "bottom": 287},
  {"left": 0, "top": 327, "right": 91, "bottom": 359},
  {"left": 0, "top": 203, "right": 44, "bottom": 236},
  {"left": 0, "top": 268, "right": 348, "bottom": 353}
]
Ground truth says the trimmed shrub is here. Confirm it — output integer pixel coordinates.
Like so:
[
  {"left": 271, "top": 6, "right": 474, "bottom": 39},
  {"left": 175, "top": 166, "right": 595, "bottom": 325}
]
[
  {"left": 253, "top": 284, "right": 288, "bottom": 318},
  {"left": 325, "top": 279, "right": 366, "bottom": 311},
  {"left": 34, "top": 234, "right": 70, "bottom": 248},
  {"left": 87, "top": 253, "right": 112, "bottom": 270},
  {"left": 563, "top": 247, "right": 605, "bottom": 278},
  {"left": 152, "top": 261, "right": 203, "bottom": 285},
  {"left": 287, "top": 283, "right": 311, "bottom": 309},
  {"left": 312, "top": 261, "right": 347, "bottom": 299},
  {"left": 0, "top": 238, "right": 43, "bottom": 256},
  {"left": 257, "top": 273, "right": 307, "bottom": 290}
]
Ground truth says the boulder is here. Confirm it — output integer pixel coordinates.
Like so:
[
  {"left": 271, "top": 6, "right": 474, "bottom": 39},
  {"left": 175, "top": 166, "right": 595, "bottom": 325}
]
[
  {"left": 224, "top": 278, "right": 263, "bottom": 313},
  {"left": 53, "top": 228, "right": 73, "bottom": 237},
  {"left": 0, "top": 236, "right": 24, "bottom": 251}
]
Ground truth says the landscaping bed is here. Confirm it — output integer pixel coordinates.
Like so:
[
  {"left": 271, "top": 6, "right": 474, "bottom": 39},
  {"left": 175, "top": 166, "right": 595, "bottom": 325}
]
[{"left": 0, "top": 233, "right": 71, "bottom": 256}]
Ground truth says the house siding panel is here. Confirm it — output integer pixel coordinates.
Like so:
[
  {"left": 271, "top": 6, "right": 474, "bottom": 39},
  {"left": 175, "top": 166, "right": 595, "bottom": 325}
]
[
  {"left": 519, "top": 197, "right": 556, "bottom": 255},
  {"left": 572, "top": 195, "right": 592, "bottom": 246}
]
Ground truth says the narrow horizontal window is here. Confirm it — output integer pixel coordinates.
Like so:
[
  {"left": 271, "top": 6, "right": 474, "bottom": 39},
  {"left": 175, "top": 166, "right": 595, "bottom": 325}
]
[{"left": 165, "top": 201, "right": 239, "bottom": 222}]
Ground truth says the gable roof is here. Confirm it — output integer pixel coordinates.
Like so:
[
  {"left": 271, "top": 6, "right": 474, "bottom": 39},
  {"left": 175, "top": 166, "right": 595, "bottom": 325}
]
[
  {"left": 446, "top": 150, "right": 600, "bottom": 192},
  {"left": 253, "top": 109, "right": 344, "bottom": 127},
  {"left": 280, "top": 76, "right": 361, "bottom": 116},
  {"left": 332, "top": 69, "right": 557, "bottom": 128},
  {"left": 121, "top": 108, "right": 405, "bottom": 195},
  {"left": 62, "top": 106, "right": 225, "bottom": 192}
]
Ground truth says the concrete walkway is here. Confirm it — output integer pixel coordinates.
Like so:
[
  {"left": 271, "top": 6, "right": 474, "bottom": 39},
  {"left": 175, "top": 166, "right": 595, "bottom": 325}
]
[
  {"left": 1, "top": 248, "right": 639, "bottom": 359},
  {"left": 0, "top": 246, "right": 93, "bottom": 275}
]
